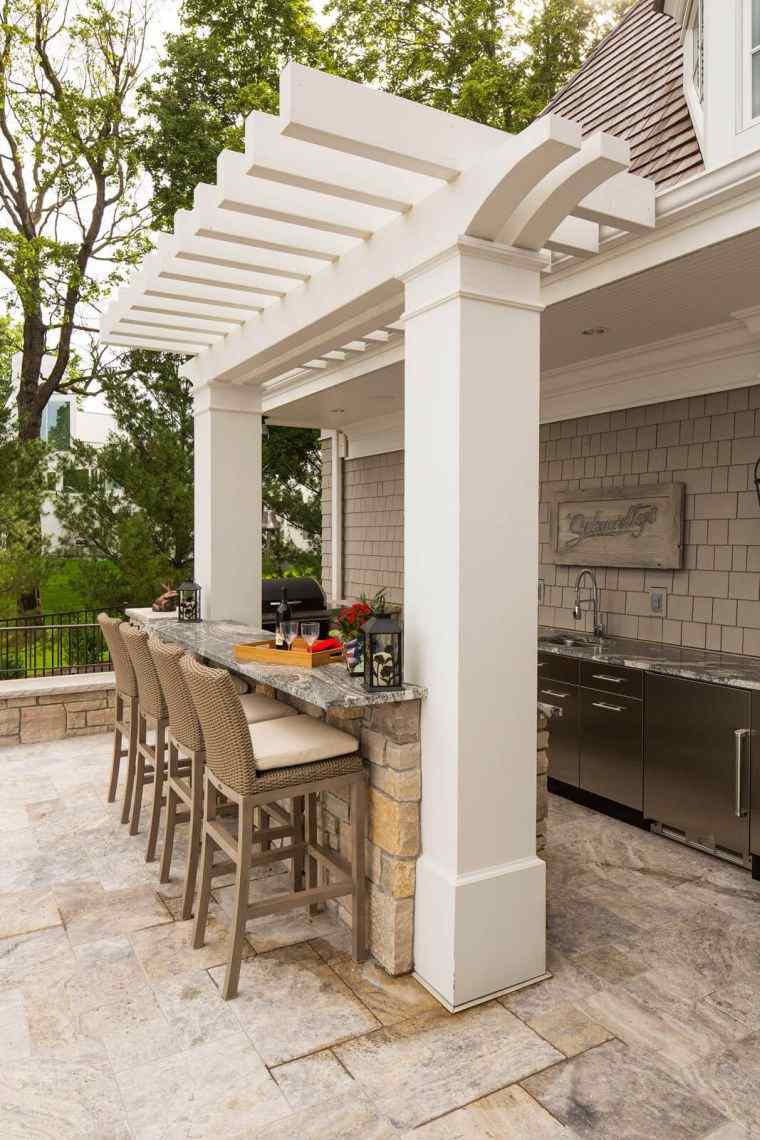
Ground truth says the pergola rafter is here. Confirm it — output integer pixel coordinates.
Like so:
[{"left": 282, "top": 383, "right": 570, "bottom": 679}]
[{"left": 100, "top": 62, "right": 655, "bottom": 378}]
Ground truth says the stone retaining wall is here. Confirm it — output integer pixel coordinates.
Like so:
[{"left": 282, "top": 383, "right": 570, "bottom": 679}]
[{"left": 0, "top": 675, "right": 116, "bottom": 747}]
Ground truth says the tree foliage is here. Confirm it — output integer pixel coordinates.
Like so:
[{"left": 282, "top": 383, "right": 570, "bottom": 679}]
[
  {"left": 0, "top": 0, "right": 150, "bottom": 439},
  {"left": 53, "top": 350, "right": 194, "bottom": 608}
]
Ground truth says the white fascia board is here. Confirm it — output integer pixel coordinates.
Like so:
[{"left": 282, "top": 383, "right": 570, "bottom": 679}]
[
  {"left": 184, "top": 115, "right": 588, "bottom": 387},
  {"left": 279, "top": 61, "right": 510, "bottom": 181},
  {"left": 543, "top": 150, "right": 760, "bottom": 307}
]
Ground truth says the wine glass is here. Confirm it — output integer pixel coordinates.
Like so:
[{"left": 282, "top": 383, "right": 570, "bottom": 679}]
[
  {"left": 283, "top": 620, "right": 300, "bottom": 650},
  {"left": 301, "top": 621, "right": 320, "bottom": 650}
]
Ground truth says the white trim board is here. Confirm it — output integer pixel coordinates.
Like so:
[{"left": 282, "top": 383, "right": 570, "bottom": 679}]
[{"left": 540, "top": 317, "right": 760, "bottom": 422}]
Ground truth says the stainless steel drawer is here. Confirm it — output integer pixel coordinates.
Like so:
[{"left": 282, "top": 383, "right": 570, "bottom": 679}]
[
  {"left": 538, "top": 682, "right": 579, "bottom": 786},
  {"left": 580, "top": 659, "right": 643, "bottom": 699},
  {"left": 538, "top": 652, "right": 579, "bottom": 685},
  {"left": 580, "top": 689, "right": 643, "bottom": 809}
]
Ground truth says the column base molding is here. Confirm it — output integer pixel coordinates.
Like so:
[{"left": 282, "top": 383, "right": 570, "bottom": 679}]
[
  {"left": 413, "top": 968, "right": 551, "bottom": 1015},
  {"left": 413, "top": 852, "right": 546, "bottom": 1011}
]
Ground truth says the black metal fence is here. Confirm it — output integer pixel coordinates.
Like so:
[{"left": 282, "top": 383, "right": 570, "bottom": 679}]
[{"left": 0, "top": 608, "right": 120, "bottom": 680}]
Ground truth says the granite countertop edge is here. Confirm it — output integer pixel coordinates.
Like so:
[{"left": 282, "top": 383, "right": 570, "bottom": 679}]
[
  {"left": 539, "top": 627, "right": 760, "bottom": 692},
  {"left": 127, "top": 612, "right": 427, "bottom": 711}
]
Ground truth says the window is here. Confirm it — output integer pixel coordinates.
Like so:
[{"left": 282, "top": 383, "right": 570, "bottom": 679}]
[
  {"left": 41, "top": 397, "right": 71, "bottom": 450},
  {"left": 752, "top": 0, "right": 760, "bottom": 120},
  {"left": 690, "top": 0, "right": 705, "bottom": 104}
]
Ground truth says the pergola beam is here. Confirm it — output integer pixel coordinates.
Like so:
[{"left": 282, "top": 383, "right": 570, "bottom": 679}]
[{"left": 279, "top": 61, "right": 509, "bottom": 181}]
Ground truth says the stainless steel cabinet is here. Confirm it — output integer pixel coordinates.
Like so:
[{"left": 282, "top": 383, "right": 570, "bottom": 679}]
[
  {"left": 645, "top": 673, "right": 750, "bottom": 863},
  {"left": 750, "top": 691, "right": 760, "bottom": 859},
  {"left": 539, "top": 679, "right": 579, "bottom": 786},
  {"left": 580, "top": 689, "right": 643, "bottom": 810}
]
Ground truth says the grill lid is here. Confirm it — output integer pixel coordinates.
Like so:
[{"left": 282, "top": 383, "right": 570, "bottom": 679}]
[{"left": 261, "top": 577, "right": 327, "bottom": 612}]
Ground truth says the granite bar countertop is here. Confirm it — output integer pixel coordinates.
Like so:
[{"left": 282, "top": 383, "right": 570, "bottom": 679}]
[
  {"left": 539, "top": 627, "right": 760, "bottom": 692},
  {"left": 128, "top": 613, "right": 427, "bottom": 711}
]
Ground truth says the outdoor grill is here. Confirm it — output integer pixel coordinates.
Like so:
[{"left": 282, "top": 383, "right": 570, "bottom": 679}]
[{"left": 260, "top": 577, "right": 340, "bottom": 638}]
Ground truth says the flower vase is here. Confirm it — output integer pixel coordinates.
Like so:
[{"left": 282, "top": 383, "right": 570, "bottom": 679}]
[{"left": 344, "top": 636, "right": 364, "bottom": 676}]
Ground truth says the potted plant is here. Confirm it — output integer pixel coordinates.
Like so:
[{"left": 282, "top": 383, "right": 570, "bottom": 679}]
[{"left": 333, "top": 590, "right": 386, "bottom": 675}]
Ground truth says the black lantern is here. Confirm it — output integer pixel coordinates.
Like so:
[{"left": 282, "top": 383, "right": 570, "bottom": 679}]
[
  {"left": 362, "top": 612, "right": 403, "bottom": 692},
  {"left": 177, "top": 580, "right": 201, "bottom": 623}
]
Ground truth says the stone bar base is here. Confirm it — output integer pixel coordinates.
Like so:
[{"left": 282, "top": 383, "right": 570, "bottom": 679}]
[
  {"left": 257, "top": 683, "right": 422, "bottom": 975},
  {"left": 0, "top": 673, "right": 116, "bottom": 747}
]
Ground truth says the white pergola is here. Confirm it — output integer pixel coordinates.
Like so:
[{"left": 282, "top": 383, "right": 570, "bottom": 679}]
[{"left": 102, "top": 64, "right": 655, "bottom": 1011}]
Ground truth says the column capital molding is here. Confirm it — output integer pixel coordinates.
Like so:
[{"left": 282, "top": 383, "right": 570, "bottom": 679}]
[
  {"left": 401, "top": 236, "right": 548, "bottom": 286},
  {"left": 192, "top": 381, "right": 263, "bottom": 418},
  {"left": 401, "top": 236, "right": 546, "bottom": 324}
]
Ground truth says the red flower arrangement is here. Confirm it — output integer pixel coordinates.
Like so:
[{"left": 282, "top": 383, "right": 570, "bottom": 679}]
[{"left": 333, "top": 590, "right": 387, "bottom": 642}]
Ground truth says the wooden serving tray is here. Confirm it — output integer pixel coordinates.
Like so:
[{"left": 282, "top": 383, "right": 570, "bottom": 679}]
[{"left": 233, "top": 638, "right": 343, "bottom": 668}]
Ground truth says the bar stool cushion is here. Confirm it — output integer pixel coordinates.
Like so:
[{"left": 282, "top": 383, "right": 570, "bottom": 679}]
[
  {"left": 241, "top": 692, "right": 298, "bottom": 724},
  {"left": 249, "top": 714, "right": 359, "bottom": 771}
]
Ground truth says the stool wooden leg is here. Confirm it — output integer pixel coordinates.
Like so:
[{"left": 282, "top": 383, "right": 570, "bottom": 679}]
[
  {"left": 159, "top": 741, "right": 179, "bottom": 884},
  {"left": 129, "top": 713, "right": 147, "bottom": 835},
  {"left": 223, "top": 796, "right": 253, "bottom": 1001},
  {"left": 145, "top": 720, "right": 166, "bottom": 863},
  {"left": 120, "top": 697, "right": 138, "bottom": 825},
  {"left": 350, "top": 777, "right": 369, "bottom": 963},
  {"left": 306, "top": 793, "right": 319, "bottom": 915},
  {"left": 193, "top": 776, "right": 216, "bottom": 950},
  {"left": 107, "top": 693, "right": 123, "bottom": 803},
  {"left": 291, "top": 795, "right": 305, "bottom": 893},
  {"left": 180, "top": 752, "right": 204, "bottom": 921},
  {"left": 259, "top": 808, "right": 271, "bottom": 852}
]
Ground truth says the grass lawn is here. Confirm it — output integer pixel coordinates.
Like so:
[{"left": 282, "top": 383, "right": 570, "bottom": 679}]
[{"left": 0, "top": 557, "right": 121, "bottom": 619}]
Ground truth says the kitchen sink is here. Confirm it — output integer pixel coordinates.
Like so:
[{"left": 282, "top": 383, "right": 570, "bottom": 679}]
[{"left": 539, "top": 633, "right": 606, "bottom": 648}]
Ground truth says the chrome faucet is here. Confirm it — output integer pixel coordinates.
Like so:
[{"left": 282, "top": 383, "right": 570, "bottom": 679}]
[{"left": 573, "top": 568, "right": 605, "bottom": 637}]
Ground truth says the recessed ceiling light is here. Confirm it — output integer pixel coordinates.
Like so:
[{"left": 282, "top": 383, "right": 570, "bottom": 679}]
[
  {"left": 580, "top": 326, "right": 608, "bottom": 336},
  {"left": 329, "top": 408, "right": 345, "bottom": 414},
  {"left": 369, "top": 394, "right": 395, "bottom": 401}
]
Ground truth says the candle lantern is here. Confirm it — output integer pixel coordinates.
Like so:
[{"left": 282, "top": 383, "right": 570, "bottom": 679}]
[
  {"left": 362, "top": 611, "right": 403, "bottom": 692},
  {"left": 177, "top": 580, "right": 201, "bottom": 623}
]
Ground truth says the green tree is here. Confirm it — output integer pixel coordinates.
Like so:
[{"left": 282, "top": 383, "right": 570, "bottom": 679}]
[
  {"left": 54, "top": 350, "right": 194, "bottom": 609},
  {"left": 139, "top": 0, "right": 326, "bottom": 230},
  {"left": 0, "top": 0, "right": 151, "bottom": 610}
]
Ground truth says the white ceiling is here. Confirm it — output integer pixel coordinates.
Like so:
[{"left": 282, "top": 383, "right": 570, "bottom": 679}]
[
  {"left": 542, "top": 229, "right": 760, "bottom": 372},
  {"left": 264, "top": 228, "right": 760, "bottom": 430}
]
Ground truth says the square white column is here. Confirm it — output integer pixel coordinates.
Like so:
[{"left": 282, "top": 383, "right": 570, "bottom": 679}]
[
  {"left": 193, "top": 382, "right": 263, "bottom": 625},
  {"left": 403, "top": 236, "right": 547, "bottom": 1010}
]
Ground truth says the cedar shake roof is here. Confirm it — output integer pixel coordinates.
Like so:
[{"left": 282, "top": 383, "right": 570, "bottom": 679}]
[{"left": 544, "top": 0, "right": 703, "bottom": 189}]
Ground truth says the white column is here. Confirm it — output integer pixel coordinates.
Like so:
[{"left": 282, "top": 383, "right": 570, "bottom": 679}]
[
  {"left": 403, "top": 236, "right": 547, "bottom": 1011},
  {"left": 193, "top": 382, "right": 263, "bottom": 625}
]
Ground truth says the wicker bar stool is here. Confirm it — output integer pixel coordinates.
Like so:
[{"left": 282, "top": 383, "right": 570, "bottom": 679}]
[
  {"left": 120, "top": 622, "right": 177, "bottom": 860},
  {"left": 181, "top": 655, "right": 368, "bottom": 1000},
  {"left": 148, "top": 636, "right": 298, "bottom": 920},
  {"left": 97, "top": 613, "right": 139, "bottom": 823}
]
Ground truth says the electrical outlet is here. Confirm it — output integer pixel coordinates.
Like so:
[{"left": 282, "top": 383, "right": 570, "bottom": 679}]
[
  {"left": 538, "top": 579, "right": 545, "bottom": 605},
  {"left": 650, "top": 588, "right": 666, "bottom": 615}
]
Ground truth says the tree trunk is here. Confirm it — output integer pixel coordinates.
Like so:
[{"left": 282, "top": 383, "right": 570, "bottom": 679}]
[{"left": 14, "top": 318, "right": 47, "bottom": 615}]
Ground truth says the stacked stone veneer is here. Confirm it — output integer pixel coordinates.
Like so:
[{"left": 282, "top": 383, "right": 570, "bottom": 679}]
[
  {"left": 0, "top": 677, "right": 116, "bottom": 747},
  {"left": 255, "top": 680, "right": 421, "bottom": 975},
  {"left": 536, "top": 710, "right": 548, "bottom": 856}
]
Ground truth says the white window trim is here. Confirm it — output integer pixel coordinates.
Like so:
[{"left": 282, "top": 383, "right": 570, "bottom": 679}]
[
  {"left": 683, "top": 0, "right": 705, "bottom": 144},
  {"left": 743, "top": 0, "right": 760, "bottom": 127}
]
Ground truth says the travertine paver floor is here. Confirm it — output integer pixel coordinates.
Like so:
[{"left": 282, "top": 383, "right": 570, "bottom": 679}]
[{"left": 2, "top": 735, "right": 760, "bottom": 1137}]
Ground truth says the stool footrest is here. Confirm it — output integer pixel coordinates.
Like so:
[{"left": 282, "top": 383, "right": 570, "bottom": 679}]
[{"left": 246, "top": 879, "right": 351, "bottom": 920}]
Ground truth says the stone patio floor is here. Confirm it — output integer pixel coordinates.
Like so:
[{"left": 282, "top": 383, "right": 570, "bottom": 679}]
[{"left": 2, "top": 736, "right": 760, "bottom": 1138}]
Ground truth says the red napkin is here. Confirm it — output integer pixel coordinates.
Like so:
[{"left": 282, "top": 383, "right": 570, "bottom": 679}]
[{"left": 309, "top": 637, "right": 341, "bottom": 653}]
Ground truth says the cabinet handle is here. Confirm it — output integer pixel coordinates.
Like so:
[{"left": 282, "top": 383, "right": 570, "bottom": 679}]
[
  {"left": 592, "top": 674, "right": 624, "bottom": 684},
  {"left": 734, "top": 728, "right": 750, "bottom": 819},
  {"left": 592, "top": 701, "right": 625, "bottom": 712},
  {"left": 540, "top": 689, "right": 568, "bottom": 700}
]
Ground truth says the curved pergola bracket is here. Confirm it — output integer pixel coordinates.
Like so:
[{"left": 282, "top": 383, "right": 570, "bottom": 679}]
[{"left": 496, "top": 132, "right": 631, "bottom": 252}]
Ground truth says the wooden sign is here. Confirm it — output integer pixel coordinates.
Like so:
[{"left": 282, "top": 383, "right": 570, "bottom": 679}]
[{"left": 552, "top": 483, "right": 684, "bottom": 569}]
